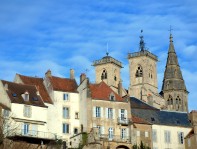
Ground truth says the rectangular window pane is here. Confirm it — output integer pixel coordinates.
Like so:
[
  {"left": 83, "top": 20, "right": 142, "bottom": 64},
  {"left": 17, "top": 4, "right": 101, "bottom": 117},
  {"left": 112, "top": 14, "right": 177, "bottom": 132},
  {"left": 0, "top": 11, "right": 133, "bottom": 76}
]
[
  {"left": 63, "top": 94, "right": 68, "bottom": 101},
  {"left": 108, "top": 108, "right": 113, "bottom": 119},
  {"left": 63, "top": 107, "right": 69, "bottom": 118},
  {"left": 63, "top": 123, "right": 69, "bottom": 134},
  {"left": 96, "top": 107, "right": 101, "bottom": 117}
]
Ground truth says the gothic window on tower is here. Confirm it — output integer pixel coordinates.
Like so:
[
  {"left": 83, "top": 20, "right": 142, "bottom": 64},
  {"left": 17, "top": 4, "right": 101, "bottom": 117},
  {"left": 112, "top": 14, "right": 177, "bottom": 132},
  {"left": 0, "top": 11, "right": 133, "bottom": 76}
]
[
  {"left": 149, "top": 65, "right": 153, "bottom": 79},
  {"left": 101, "top": 69, "right": 107, "bottom": 80},
  {"left": 136, "top": 65, "right": 143, "bottom": 77},
  {"left": 168, "top": 95, "right": 173, "bottom": 105}
]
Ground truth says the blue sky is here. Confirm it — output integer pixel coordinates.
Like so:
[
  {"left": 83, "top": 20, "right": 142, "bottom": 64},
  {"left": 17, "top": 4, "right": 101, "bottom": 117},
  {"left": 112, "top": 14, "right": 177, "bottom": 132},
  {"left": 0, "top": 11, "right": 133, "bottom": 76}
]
[{"left": 0, "top": 0, "right": 196, "bottom": 111}]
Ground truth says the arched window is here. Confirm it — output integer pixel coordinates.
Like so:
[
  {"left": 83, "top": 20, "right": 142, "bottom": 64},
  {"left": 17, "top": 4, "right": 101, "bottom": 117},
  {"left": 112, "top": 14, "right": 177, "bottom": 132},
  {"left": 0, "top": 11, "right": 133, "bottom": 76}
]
[
  {"left": 101, "top": 69, "right": 107, "bottom": 80},
  {"left": 168, "top": 95, "right": 173, "bottom": 105},
  {"left": 149, "top": 65, "right": 153, "bottom": 79},
  {"left": 136, "top": 65, "right": 143, "bottom": 77}
]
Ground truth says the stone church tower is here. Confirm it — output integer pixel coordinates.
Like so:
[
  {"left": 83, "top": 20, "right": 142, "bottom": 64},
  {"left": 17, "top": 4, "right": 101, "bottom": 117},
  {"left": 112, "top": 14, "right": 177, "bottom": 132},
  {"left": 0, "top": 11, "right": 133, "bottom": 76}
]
[
  {"left": 160, "top": 34, "right": 188, "bottom": 112},
  {"left": 128, "top": 33, "right": 159, "bottom": 104},
  {"left": 92, "top": 53, "right": 124, "bottom": 94}
]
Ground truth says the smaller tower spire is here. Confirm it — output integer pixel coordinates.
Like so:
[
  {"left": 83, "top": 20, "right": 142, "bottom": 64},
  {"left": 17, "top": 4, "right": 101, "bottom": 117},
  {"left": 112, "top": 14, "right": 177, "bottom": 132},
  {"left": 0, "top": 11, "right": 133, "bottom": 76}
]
[{"left": 139, "top": 30, "right": 145, "bottom": 51}]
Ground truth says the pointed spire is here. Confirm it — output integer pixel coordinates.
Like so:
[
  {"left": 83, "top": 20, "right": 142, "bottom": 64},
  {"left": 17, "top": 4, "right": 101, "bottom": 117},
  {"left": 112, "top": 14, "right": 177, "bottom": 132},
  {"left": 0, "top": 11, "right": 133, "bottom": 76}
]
[
  {"left": 161, "top": 34, "right": 187, "bottom": 92},
  {"left": 139, "top": 30, "right": 145, "bottom": 51}
]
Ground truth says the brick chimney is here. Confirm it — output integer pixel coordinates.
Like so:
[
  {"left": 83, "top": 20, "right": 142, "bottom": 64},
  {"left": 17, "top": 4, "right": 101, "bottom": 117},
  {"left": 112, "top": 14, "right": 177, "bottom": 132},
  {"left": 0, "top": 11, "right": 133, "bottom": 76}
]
[
  {"left": 70, "top": 69, "right": 75, "bottom": 79},
  {"left": 45, "top": 69, "right": 52, "bottom": 77},
  {"left": 80, "top": 73, "right": 86, "bottom": 84}
]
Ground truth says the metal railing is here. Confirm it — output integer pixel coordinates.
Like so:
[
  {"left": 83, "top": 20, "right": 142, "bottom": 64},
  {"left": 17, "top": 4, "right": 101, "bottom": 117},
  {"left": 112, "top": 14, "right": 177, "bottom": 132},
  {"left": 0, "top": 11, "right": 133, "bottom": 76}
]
[
  {"left": 117, "top": 117, "right": 129, "bottom": 125},
  {"left": 128, "top": 50, "right": 158, "bottom": 61},
  {"left": 7, "top": 129, "right": 58, "bottom": 140},
  {"left": 93, "top": 56, "right": 122, "bottom": 67},
  {"left": 99, "top": 134, "right": 130, "bottom": 143}
]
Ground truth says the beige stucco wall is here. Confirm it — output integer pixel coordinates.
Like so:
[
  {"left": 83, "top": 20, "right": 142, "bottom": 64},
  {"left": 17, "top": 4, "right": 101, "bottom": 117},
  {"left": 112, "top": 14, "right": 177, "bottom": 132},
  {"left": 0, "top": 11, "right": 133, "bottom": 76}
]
[
  {"left": 152, "top": 124, "right": 191, "bottom": 149},
  {"left": 133, "top": 123, "right": 152, "bottom": 148}
]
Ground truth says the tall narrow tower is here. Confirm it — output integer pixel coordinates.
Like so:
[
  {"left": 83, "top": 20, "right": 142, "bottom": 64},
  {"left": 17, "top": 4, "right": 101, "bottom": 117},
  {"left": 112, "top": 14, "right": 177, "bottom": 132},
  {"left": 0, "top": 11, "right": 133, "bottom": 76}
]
[
  {"left": 128, "top": 32, "right": 158, "bottom": 102},
  {"left": 92, "top": 52, "right": 123, "bottom": 91},
  {"left": 160, "top": 34, "right": 188, "bottom": 112}
]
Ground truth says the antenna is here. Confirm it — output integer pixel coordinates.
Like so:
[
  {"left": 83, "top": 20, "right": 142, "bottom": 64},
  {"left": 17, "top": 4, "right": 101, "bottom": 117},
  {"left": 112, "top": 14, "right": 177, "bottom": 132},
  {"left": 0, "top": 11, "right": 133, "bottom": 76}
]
[{"left": 106, "top": 43, "right": 109, "bottom": 56}]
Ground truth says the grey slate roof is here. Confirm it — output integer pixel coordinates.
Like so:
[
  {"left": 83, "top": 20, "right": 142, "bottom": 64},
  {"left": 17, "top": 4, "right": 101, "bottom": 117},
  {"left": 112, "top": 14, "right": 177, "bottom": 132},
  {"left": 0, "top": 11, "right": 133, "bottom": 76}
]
[
  {"left": 130, "top": 97, "right": 191, "bottom": 127},
  {"left": 130, "top": 97, "right": 159, "bottom": 110}
]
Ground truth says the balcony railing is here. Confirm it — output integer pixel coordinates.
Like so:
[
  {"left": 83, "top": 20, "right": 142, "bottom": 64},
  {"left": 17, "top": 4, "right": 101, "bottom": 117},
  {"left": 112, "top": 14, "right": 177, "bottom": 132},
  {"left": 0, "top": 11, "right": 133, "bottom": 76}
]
[
  {"left": 99, "top": 134, "right": 130, "bottom": 143},
  {"left": 6, "top": 129, "right": 59, "bottom": 140},
  {"left": 117, "top": 117, "right": 129, "bottom": 125}
]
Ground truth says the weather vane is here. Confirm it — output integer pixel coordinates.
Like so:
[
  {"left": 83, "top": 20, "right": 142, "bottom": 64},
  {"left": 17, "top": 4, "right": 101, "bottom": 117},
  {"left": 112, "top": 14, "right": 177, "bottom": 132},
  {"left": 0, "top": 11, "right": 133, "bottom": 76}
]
[
  {"left": 169, "top": 25, "right": 173, "bottom": 34},
  {"left": 106, "top": 43, "right": 109, "bottom": 56}
]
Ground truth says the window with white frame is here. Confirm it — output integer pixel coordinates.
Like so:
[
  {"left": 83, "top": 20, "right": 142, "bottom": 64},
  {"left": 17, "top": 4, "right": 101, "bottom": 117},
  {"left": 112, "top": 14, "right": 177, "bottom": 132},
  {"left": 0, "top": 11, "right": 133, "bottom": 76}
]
[
  {"left": 75, "top": 112, "right": 79, "bottom": 119},
  {"left": 22, "top": 91, "right": 29, "bottom": 101},
  {"left": 96, "top": 107, "right": 101, "bottom": 117},
  {"left": 121, "top": 128, "right": 126, "bottom": 139},
  {"left": 137, "top": 130, "right": 140, "bottom": 137},
  {"left": 3, "top": 109, "right": 10, "bottom": 117},
  {"left": 108, "top": 108, "right": 113, "bottom": 119},
  {"left": 178, "top": 132, "right": 184, "bottom": 144},
  {"left": 63, "top": 93, "right": 69, "bottom": 101},
  {"left": 108, "top": 128, "right": 113, "bottom": 139},
  {"left": 23, "top": 105, "right": 31, "bottom": 118},
  {"left": 152, "top": 129, "right": 157, "bottom": 142},
  {"left": 145, "top": 131, "right": 149, "bottom": 137},
  {"left": 22, "top": 123, "right": 29, "bottom": 135},
  {"left": 120, "top": 109, "right": 126, "bottom": 120},
  {"left": 188, "top": 138, "right": 191, "bottom": 147},
  {"left": 63, "top": 107, "right": 69, "bottom": 119},
  {"left": 164, "top": 130, "right": 171, "bottom": 144},
  {"left": 63, "top": 123, "right": 69, "bottom": 134}
]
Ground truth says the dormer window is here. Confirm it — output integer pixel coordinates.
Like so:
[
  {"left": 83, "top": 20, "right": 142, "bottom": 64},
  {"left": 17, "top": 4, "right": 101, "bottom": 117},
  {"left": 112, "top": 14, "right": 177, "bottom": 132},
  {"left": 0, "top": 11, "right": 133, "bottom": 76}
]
[
  {"left": 109, "top": 93, "right": 115, "bottom": 101},
  {"left": 22, "top": 91, "right": 29, "bottom": 101}
]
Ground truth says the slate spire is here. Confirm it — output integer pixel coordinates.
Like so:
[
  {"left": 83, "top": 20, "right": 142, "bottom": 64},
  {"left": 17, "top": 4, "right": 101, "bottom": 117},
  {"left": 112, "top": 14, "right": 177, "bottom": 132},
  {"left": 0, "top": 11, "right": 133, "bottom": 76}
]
[{"left": 162, "top": 34, "right": 187, "bottom": 92}]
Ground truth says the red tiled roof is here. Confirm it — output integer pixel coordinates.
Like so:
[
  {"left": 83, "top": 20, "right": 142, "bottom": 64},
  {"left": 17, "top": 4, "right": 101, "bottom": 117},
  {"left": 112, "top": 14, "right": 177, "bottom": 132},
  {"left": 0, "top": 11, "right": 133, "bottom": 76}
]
[
  {"left": 1, "top": 80, "right": 47, "bottom": 107},
  {"left": 132, "top": 115, "right": 150, "bottom": 124},
  {"left": 89, "top": 81, "right": 123, "bottom": 101},
  {"left": 18, "top": 74, "right": 53, "bottom": 104},
  {"left": 48, "top": 76, "right": 78, "bottom": 93}
]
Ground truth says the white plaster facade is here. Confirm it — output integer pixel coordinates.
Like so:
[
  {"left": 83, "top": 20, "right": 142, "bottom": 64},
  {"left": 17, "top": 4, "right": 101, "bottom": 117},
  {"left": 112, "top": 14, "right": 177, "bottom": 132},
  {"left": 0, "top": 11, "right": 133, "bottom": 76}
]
[
  {"left": 47, "top": 90, "right": 80, "bottom": 143},
  {"left": 152, "top": 124, "right": 191, "bottom": 149}
]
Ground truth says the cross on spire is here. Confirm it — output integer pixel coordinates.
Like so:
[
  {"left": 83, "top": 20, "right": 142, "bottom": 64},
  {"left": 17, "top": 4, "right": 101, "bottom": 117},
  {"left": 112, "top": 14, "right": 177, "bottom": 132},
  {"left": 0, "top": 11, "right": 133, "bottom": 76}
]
[{"left": 169, "top": 25, "right": 173, "bottom": 42}]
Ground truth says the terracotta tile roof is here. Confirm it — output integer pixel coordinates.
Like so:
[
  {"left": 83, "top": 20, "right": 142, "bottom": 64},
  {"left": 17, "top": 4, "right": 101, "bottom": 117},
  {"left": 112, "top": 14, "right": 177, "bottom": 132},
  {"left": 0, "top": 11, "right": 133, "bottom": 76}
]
[
  {"left": 1, "top": 80, "right": 47, "bottom": 107},
  {"left": 18, "top": 74, "right": 53, "bottom": 104},
  {"left": 48, "top": 76, "right": 78, "bottom": 93},
  {"left": 132, "top": 115, "right": 150, "bottom": 124},
  {"left": 89, "top": 81, "right": 123, "bottom": 101}
]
